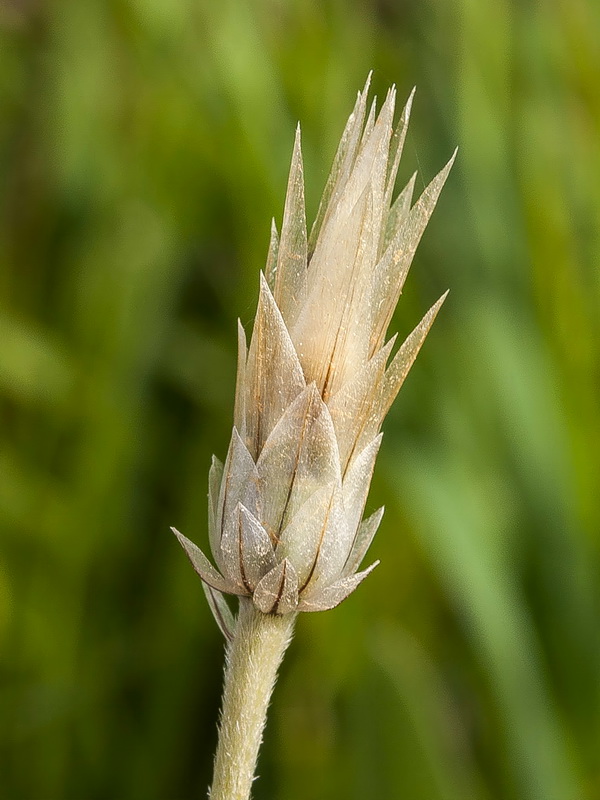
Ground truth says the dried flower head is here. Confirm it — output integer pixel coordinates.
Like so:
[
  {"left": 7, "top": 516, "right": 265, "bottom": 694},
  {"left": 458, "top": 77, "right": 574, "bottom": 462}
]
[{"left": 173, "top": 76, "right": 455, "bottom": 631}]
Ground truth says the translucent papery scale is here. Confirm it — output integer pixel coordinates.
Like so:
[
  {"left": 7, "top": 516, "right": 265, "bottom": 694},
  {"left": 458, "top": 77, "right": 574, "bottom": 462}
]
[
  {"left": 369, "top": 151, "right": 457, "bottom": 357},
  {"left": 244, "top": 275, "right": 306, "bottom": 459},
  {"left": 254, "top": 558, "right": 299, "bottom": 615},
  {"left": 327, "top": 335, "right": 396, "bottom": 473},
  {"left": 275, "top": 481, "right": 342, "bottom": 589},
  {"left": 384, "top": 172, "right": 416, "bottom": 251},
  {"left": 172, "top": 80, "right": 453, "bottom": 622},
  {"left": 308, "top": 74, "right": 373, "bottom": 255},
  {"left": 289, "top": 88, "right": 413, "bottom": 400},
  {"left": 298, "top": 561, "right": 380, "bottom": 612},
  {"left": 308, "top": 434, "right": 383, "bottom": 591},
  {"left": 220, "top": 504, "right": 276, "bottom": 592},
  {"left": 254, "top": 383, "right": 341, "bottom": 542},
  {"left": 381, "top": 87, "right": 415, "bottom": 244},
  {"left": 291, "top": 185, "right": 376, "bottom": 398},
  {"left": 341, "top": 506, "right": 385, "bottom": 579},
  {"left": 216, "top": 428, "right": 261, "bottom": 547},
  {"left": 273, "top": 125, "right": 308, "bottom": 328}
]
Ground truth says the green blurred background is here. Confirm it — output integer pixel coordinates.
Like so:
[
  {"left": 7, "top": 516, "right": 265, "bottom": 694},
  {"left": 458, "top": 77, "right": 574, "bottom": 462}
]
[{"left": 1, "top": 0, "right": 599, "bottom": 798}]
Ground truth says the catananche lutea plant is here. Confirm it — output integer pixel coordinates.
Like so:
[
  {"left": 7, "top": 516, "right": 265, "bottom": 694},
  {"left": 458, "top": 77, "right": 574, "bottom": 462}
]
[{"left": 172, "top": 75, "right": 455, "bottom": 800}]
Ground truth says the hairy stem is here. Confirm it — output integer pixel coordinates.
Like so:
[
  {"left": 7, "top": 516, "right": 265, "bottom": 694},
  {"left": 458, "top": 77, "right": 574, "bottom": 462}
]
[{"left": 209, "top": 598, "right": 296, "bottom": 800}]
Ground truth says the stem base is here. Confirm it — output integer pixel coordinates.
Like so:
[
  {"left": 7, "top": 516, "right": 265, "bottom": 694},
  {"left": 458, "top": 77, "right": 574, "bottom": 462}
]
[{"left": 210, "top": 598, "right": 296, "bottom": 800}]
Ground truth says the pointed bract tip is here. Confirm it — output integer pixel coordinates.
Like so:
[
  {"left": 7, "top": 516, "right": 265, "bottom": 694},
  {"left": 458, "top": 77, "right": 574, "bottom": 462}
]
[
  {"left": 258, "top": 269, "right": 269, "bottom": 292},
  {"left": 428, "top": 290, "right": 450, "bottom": 319},
  {"left": 437, "top": 148, "right": 458, "bottom": 180},
  {"left": 386, "top": 331, "right": 399, "bottom": 350},
  {"left": 429, "top": 288, "right": 449, "bottom": 319},
  {"left": 403, "top": 86, "right": 416, "bottom": 118},
  {"left": 360, "top": 70, "right": 373, "bottom": 100},
  {"left": 380, "top": 87, "right": 396, "bottom": 119}
]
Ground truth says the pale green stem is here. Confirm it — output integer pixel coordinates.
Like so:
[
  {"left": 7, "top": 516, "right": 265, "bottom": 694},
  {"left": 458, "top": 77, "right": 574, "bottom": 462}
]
[{"left": 209, "top": 598, "right": 296, "bottom": 800}]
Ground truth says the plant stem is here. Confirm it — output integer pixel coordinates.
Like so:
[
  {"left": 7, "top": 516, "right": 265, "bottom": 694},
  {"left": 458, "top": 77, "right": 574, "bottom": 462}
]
[{"left": 209, "top": 598, "right": 296, "bottom": 800}]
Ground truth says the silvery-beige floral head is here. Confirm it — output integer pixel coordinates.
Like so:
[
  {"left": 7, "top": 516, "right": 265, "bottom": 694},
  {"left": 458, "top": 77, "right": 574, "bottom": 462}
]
[{"left": 172, "top": 75, "right": 455, "bottom": 631}]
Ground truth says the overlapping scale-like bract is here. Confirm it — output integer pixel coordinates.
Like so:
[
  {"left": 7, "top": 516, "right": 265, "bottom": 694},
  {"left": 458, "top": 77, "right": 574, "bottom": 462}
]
[{"left": 173, "top": 76, "right": 454, "bottom": 626}]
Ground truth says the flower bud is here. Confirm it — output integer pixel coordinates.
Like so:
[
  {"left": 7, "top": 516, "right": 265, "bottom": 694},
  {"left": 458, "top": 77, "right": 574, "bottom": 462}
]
[{"left": 173, "top": 76, "right": 455, "bottom": 625}]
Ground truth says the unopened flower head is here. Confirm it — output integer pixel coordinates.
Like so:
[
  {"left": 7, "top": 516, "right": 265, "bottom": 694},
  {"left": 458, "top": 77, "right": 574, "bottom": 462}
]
[{"left": 173, "top": 76, "right": 455, "bottom": 627}]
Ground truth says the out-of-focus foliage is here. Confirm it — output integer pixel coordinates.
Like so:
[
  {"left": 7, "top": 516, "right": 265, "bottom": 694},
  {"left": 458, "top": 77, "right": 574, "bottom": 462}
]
[{"left": 1, "top": 0, "right": 598, "bottom": 798}]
